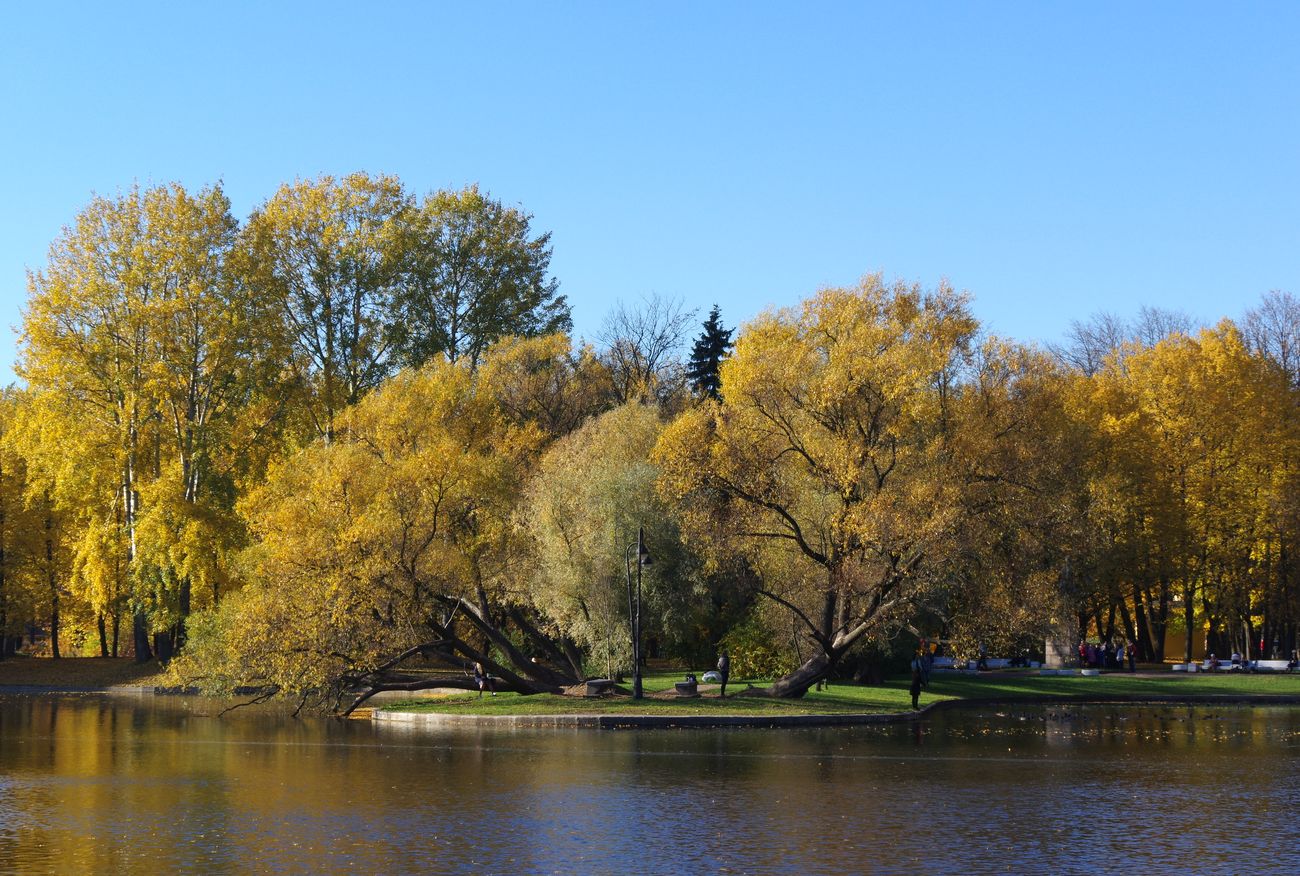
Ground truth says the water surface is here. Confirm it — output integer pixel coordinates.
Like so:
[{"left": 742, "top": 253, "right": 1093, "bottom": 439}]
[{"left": 2, "top": 694, "right": 1298, "bottom": 874}]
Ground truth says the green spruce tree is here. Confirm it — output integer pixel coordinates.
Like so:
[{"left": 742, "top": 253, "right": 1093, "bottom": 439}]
[{"left": 686, "top": 305, "right": 734, "bottom": 400}]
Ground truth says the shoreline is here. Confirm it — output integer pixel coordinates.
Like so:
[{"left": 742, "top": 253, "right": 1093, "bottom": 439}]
[
  {"left": 7, "top": 682, "right": 1300, "bottom": 729},
  {"left": 373, "top": 692, "right": 1300, "bottom": 730}
]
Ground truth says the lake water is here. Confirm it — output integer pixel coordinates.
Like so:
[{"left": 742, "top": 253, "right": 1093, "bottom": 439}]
[{"left": 2, "top": 694, "right": 1298, "bottom": 874}]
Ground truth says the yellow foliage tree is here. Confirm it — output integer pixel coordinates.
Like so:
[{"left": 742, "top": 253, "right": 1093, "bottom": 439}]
[
  {"left": 656, "top": 275, "right": 989, "bottom": 695},
  {"left": 173, "top": 357, "right": 580, "bottom": 713},
  {"left": 18, "top": 182, "right": 264, "bottom": 659}
]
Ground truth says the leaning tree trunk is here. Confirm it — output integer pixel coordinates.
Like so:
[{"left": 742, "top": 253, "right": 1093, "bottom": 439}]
[{"left": 762, "top": 652, "right": 836, "bottom": 698}]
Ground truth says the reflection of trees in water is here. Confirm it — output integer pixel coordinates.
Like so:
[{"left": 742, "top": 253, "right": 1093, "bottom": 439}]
[{"left": 6, "top": 699, "right": 1300, "bottom": 872}]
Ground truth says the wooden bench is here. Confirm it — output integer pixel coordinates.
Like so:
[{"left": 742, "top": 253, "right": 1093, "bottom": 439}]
[{"left": 584, "top": 678, "right": 616, "bottom": 697}]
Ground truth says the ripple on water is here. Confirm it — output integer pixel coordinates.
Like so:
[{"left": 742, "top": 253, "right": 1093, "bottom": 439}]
[{"left": 1, "top": 697, "right": 1299, "bottom": 874}]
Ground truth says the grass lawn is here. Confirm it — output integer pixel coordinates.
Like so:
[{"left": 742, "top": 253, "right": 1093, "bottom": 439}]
[
  {"left": 0, "top": 655, "right": 168, "bottom": 689},
  {"left": 381, "top": 668, "right": 1300, "bottom": 717}
]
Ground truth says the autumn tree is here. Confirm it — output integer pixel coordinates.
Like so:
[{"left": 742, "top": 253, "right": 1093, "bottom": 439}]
[
  {"left": 1075, "top": 323, "right": 1296, "bottom": 661},
  {"left": 19, "top": 182, "right": 265, "bottom": 659},
  {"left": 656, "top": 275, "right": 993, "bottom": 696},
  {"left": 392, "top": 185, "right": 569, "bottom": 369},
  {"left": 0, "top": 393, "right": 47, "bottom": 659},
  {"left": 476, "top": 333, "right": 613, "bottom": 440},
  {"left": 935, "top": 343, "right": 1091, "bottom": 660},
  {"left": 243, "top": 172, "right": 410, "bottom": 443},
  {"left": 173, "top": 357, "right": 583, "bottom": 714},
  {"left": 522, "top": 403, "right": 703, "bottom": 678}
]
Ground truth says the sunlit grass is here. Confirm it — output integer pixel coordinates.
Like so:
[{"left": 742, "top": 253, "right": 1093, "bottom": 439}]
[{"left": 383, "top": 669, "right": 1300, "bottom": 716}]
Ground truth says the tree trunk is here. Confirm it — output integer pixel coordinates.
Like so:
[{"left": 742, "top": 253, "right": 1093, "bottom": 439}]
[
  {"left": 1153, "top": 575, "right": 1171, "bottom": 662},
  {"left": 111, "top": 610, "right": 120, "bottom": 658},
  {"left": 1183, "top": 580, "right": 1195, "bottom": 663},
  {"left": 153, "top": 631, "right": 173, "bottom": 664},
  {"left": 98, "top": 613, "right": 109, "bottom": 657},
  {"left": 763, "top": 652, "right": 834, "bottom": 698},
  {"left": 175, "top": 576, "right": 191, "bottom": 652},
  {"left": 50, "top": 590, "right": 60, "bottom": 659},
  {"left": 438, "top": 596, "right": 576, "bottom": 690},
  {"left": 1117, "top": 597, "right": 1136, "bottom": 651},
  {"left": 133, "top": 611, "right": 151, "bottom": 663},
  {"left": 1133, "top": 579, "right": 1154, "bottom": 661},
  {"left": 47, "top": 503, "right": 59, "bottom": 659}
]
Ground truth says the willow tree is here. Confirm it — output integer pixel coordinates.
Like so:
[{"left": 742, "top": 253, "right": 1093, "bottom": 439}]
[
  {"left": 174, "top": 356, "right": 581, "bottom": 714},
  {"left": 656, "top": 275, "right": 995, "bottom": 696},
  {"left": 477, "top": 333, "right": 614, "bottom": 441},
  {"left": 522, "top": 403, "right": 702, "bottom": 679}
]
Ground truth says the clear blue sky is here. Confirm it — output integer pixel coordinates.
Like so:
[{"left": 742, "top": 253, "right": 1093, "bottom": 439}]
[{"left": 2, "top": 2, "right": 1297, "bottom": 383}]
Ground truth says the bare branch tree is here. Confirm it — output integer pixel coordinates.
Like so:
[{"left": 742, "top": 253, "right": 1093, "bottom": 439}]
[
  {"left": 1051, "top": 306, "right": 1198, "bottom": 375},
  {"left": 1049, "top": 311, "right": 1127, "bottom": 376},
  {"left": 1243, "top": 289, "right": 1300, "bottom": 387},
  {"left": 595, "top": 293, "right": 697, "bottom": 404},
  {"left": 1133, "top": 305, "right": 1196, "bottom": 348}
]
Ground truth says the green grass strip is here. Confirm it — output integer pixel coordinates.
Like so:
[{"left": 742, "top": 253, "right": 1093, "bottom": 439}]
[{"left": 380, "top": 670, "right": 1300, "bottom": 717}]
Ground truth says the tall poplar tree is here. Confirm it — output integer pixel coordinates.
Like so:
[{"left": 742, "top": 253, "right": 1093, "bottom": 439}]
[
  {"left": 243, "top": 172, "right": 410, "bottom": 443},
  {"left": 19, "top": 182, "right": 252, "bottom": 659},
  {"left": 392, "top": 184, "right": 569, "bottom": 370}
]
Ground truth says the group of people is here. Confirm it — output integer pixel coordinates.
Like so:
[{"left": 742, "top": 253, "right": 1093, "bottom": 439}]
[{"left": 1079, "top": 639, "right": 1137, "bottom": 672}]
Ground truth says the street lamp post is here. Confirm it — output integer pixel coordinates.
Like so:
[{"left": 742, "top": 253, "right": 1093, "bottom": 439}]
[{"left": 624, "top": 525, "right": 652, "bottom": 700}]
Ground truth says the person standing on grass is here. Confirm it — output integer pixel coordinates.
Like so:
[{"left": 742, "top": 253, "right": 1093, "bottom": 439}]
[
  {"left": 1127, "top": 641, "right": 1137, "bottom": 672},
  {"left": 910, "top": 651, "right": 924, "bottom": 710},
  {"left": 473, "top": 661, "right": 495, "bottom": 697},
  {"left": 717, "top": 649, "right": 731, "bottom": 698}
]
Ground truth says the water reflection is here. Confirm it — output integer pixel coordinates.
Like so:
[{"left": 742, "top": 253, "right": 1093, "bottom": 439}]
[{"left": 2, "top": 695, "right": 1298, "bottom": 873}]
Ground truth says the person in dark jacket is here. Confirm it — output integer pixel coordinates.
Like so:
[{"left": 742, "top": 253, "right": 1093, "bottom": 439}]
[
  {"left": 910, "top": 653, "right": 924, "bottom": 710},
  {"left": 473, "top": 661, "right": 495, "bottom": 697},
  {"left": 717, "top": 650, "right": 731, "bottom": 698}
]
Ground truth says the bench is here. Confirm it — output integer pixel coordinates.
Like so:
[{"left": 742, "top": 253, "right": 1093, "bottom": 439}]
[
  {"left": 1253, "top": 659, "right": 1293, "bottom": 672},
  {"left": 584, "top": 678, "right": 616, "bottom": 697},
  {"left": 674, "top": 681, "right": 699, "bottom": 697},
  {"left": 967, "top": 658, "right": 1012, "bottom": 670},
  {"left": 1175, "top": 662, "right": 1249, "bottom": 672},
  {"left": 1199, "top": 659, "right": 1289, "bottom": 671}
]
